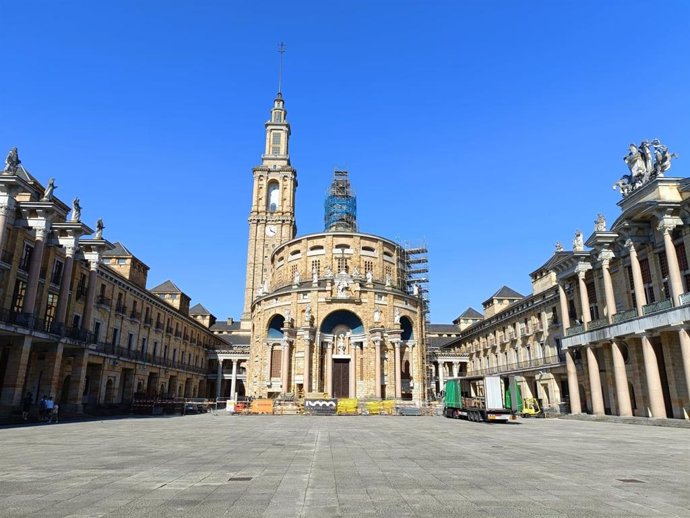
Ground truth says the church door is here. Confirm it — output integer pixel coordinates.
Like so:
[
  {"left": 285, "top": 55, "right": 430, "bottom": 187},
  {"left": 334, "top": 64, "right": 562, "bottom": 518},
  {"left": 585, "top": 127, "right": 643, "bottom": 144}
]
[{"left": 332, "top": 359, "right": 350, "bottom": 398}]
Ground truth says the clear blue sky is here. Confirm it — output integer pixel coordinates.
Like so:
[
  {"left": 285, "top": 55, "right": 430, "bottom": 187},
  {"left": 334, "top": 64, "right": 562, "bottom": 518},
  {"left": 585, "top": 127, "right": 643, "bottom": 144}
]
[{"left": 2, "top": 1, "right": 689, "bottom": 323}]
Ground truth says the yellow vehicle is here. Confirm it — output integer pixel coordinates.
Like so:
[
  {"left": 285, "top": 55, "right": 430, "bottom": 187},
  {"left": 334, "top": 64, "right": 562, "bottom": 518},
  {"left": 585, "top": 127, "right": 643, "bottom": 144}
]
[{"left": 521, "top": 397, "right": 542, "bottom": 417}]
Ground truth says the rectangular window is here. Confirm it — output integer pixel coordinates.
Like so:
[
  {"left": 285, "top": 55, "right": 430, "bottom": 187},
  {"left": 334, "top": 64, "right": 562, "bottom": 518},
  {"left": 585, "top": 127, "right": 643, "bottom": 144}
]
[
  {"left": 44, "top": 293, "right": 58, "bottom": 328},
  {"left": 639, "top": 258, "right": 655, "bottom": 303},
  {"left": 51, "top": 260, "right": 64, "bottom": 286},
  {"left": 94, "top": 321, "right": 101, "bottom": 342},
  {"left": 291, "top": 264, "right": 298, "bottom": 279},
  {"left": 164, "top": 345, "right": 168, "bottom": 360},
  {"left": 311, "top": 259, "right": 320, "bottom": 276},
  {"left": 11, "top": 280, "right": 27, "bottom": 313},
  {"left": 112, "top": 327, "right": 119, "bottom": 347},
  {"left": 364, "top": 260, "right": 373, "bottom": 273},
  {"left": 336, "top": 257, "right": 348, "bottom": 273},
  {"left": 152, "top": 341, "right": 158, "bottom": 358},
  {"left": 141, "top": 337, "right": 147, "bottom": 355},
  {"left": 19, "top": 243, "right": 33, "bottom": 272},
  {"left": 270, "top": 348, "right": 282, "bottom": 378},
  {"left": 127, "top": 333, "right": 134, "bottom": 350}
]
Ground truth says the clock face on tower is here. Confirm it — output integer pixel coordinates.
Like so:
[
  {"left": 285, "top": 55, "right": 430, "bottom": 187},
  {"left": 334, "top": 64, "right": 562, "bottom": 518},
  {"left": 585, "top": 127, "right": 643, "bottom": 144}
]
[{"left": 265, "top": 225, "right": 277, "bottom": 237}]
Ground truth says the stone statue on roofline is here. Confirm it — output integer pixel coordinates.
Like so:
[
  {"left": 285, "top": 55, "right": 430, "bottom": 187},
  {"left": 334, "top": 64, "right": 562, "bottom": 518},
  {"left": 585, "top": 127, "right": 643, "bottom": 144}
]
[
  {"left": 614, "top": 139, "right": 678, "bottom": 197},
  {"left": 572, "top": 230, "right": 584, "bottom": 252},
  {"left": 3, "top": 147, "right": 20, "bottom": 175},
  {"left": 594, "top": 213, "right": 606, "bottom": 232},
  {"left": 95, "top": 218, "right": 105, "bottom": 239},
  {"left": 555, "top": 242, "right": 564, "bottom": 252},
  {"left": 70, "top": 197, "right": 81, "bottom": 222},
  {"left": 41, "top": 178, "right": 56, "bottom": 201}
]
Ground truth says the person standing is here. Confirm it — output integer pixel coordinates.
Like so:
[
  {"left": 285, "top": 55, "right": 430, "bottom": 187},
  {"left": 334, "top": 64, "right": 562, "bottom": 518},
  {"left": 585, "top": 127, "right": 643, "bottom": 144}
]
[
  {"left": 44, "top": 396, "right": 54, "bottom": 423},
  {"left": 48, "top": 401, "right": 59, "bottom": 424},
  {"left": 39, "top": 395, "right": 48, "bottom": 421},
  {"left": 21, "top": 392, "right": 32, "bottom": 421}
]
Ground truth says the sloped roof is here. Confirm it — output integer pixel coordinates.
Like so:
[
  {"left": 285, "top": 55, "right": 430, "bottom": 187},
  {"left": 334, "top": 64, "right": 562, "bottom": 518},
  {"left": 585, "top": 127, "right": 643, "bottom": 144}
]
[
  {"left": 102, "top": 241, "right": 134, "bottom": 257},
  {"left": 189, "top": 303, "right": 212, "bottom": 316},
  {"left": 150, "top": 279, "right": 182, "bottom": 293},
  {"left": 456, "top": 307, "right": 483, "bottom": 320},
  {"left": 530, "top": 251, "right": 573, "bottom": 278},
  {"left": 492, "top": 285, "right": 524, "bottom": 299},
  {"left": 211, "top": 321, "right": 242, "bottom": 332},
  {"left": 428, "top": 323, "right": 460, "bottom": 334},
  {"left": 428, "top": 336, "right": 460, "bottom": 349}
]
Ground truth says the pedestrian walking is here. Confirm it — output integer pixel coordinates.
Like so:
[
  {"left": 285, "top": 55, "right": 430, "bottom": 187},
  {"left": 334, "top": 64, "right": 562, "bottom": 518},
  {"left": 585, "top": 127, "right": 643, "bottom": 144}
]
[
  {"left": 21, "top": 392, "right": 32, "bottom": 421},
  {"left": 44, "top": 396, "right": 54, "bottom": 423},
  {"left": 39, "top": 395, "right": 48, "bottom": 421},
  {"left": 48, "top": 401, "right": 59, "bottom": 424}
]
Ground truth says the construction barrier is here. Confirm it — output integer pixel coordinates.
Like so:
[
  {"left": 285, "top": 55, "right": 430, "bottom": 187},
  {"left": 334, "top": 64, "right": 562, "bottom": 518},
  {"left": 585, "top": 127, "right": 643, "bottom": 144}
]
[
  {"left": 304, "top": 399, "right": 337, "bottom": 415},
  {"left": 249, "top": 399, "right": 274, "bottom": 414},
  {"left": 336, "top": 398, "right": 359, "bottom": 415},
  {"left": 381, "top": 400, "right": 396, "bottom": 415},
  {"left": 365, "top": 401, "right": 383, "bottom": 415}
]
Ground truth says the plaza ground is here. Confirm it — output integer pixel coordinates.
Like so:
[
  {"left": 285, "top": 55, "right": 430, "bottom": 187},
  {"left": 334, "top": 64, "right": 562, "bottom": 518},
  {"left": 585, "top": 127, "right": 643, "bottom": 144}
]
[{"left": 0, "top": 415, "right": 688, "bottom": 517}]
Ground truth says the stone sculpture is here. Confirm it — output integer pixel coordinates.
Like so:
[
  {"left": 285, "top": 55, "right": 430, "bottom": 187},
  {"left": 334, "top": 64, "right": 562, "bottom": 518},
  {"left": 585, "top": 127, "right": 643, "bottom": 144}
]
[
  {"left": 572, "top": 231, "right": 584, "bottom": 252},
  {"left": 95, "top": 218, "right": 105, "bottom": 239},
  {"left": 614, "top": 139, "right": 678, "bottom": 197},
  {"left": 41, "top": 178, "right": 56, "bottom": 201},
  {"left": 3, "top": 147, "right": 20, "bottom": 175},
  {"left": 594, "top": 213, "right": 606, "bottom": 232},
  {"left": 70, "top": 197, "right": 81, "bottom": 222}
]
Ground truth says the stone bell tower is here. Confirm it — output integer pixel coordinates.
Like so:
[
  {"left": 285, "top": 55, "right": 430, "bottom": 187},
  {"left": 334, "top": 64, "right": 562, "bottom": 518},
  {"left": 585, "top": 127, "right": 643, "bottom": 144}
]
[{"left": 241, "top": 91, "right": 298, "bottom": 325}]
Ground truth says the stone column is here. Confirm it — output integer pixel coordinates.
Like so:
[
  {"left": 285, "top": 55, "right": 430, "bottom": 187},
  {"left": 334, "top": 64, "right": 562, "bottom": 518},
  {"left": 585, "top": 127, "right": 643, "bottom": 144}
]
[
  {"left": 0, "top": 201, "right": 15, "bottom": 254},
  {"left": 565, "top": 349, "right": 581, "bottom": 414},
  {"left": 81, "top": 261, "right": 99, "bottom": 334},
  {"left": 438, "top": 360, "right": 445, "bottom": 393},
  {"left": 23, "top": 227, "right": 48, "bottom": 319},
  {"left": 281, "top": 341, "right": 290, "bottom": 394},
  {"left": 230, "top": 359, "right": 238, "bottom": 401},
  {"left": 576, "top": 268, "right": 592, "bottom": 325},
  {"left": 678, "top": 329, "right": 690, "bottom": 407},
  {"left": 349, "top": 342, "right": 357, "bottom": 397},
  {"left": 0, "top": 335, "right": 33, "bottom": 409},
  {"left": 394, "top": 341, "right": 402, "bottom": 399},
  {"left": 325, "top": 342, "right": 333, "bottom": 397},
  {"left": 658, "top": 217, "right": 684, "bottom": 303},
  {"left": 586, "top": 346, "right": 604, "bottom": 415},
  {"left": 558, "top": 281, "right": 571, "bottom": 333},
  {"left": 610, "top": 340, "right": 632, "bottom": 416},
  {"left": 599, "top": 250, "right": 617, "bottom": 322},
  {"left": 215, "top": 359, "right": 223, "bottom": 400},
  {"left": 408, "top": 344, "right": 415, "bottom": 383},
  {"left": 54, "top": 245, "right": 77, "bottom": 332},
  {"left": 65, "top": 349, "right": 88, "bottom": 414},
  {"left": 374, "top": 339, "right": 381, "bottom": 398},
  {"left": 626, "top": 240, "right": 646, "bottom": 314},
  {"left": 452, "top": 361, "right": 459, "bottom": 377},
  {"left": 641, "top": 335, "right": 666, "bottom": 418},
  {"left": 303, "top": 339, "right": 311, "bottom": 394},
  {"left": 45, "top": 342, "right": 65, "bottom": 399}
]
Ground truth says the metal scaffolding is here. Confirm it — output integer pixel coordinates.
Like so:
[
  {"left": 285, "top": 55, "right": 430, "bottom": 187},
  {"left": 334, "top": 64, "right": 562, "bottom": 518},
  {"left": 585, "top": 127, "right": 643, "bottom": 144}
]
[{"left": 324, "top": 170, "right": 357, "bottom": 232}]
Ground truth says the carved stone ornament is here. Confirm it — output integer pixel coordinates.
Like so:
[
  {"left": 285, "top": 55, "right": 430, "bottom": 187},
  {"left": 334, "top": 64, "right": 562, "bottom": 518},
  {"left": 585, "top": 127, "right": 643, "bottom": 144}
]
[
  {"left": 572, "top": 231, "right": 584, "bottom": 252},
  {"left": 3, "top": 147, "right": 20, "bottom": 175},
  {"left": 613, "top": 139, "right": 678, "bottom": 197}
]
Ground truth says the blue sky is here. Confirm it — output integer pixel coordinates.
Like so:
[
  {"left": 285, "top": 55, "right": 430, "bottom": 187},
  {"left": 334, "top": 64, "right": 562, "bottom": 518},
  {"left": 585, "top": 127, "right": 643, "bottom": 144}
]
[{"left": 2, "top": 1, "right": 689, "bottom": 323}]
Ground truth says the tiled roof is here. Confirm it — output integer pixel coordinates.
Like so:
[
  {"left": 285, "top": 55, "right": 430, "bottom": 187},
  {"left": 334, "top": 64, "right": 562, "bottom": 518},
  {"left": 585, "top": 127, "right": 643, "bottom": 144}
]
[
  {"left": 428, "top": 336, "right": 459, "bottom": 349},
  {"left": 189, "top": 303, "right": 211, "bottom": 315},
  {"left": 456, "top": 307, "right": 483, "bottom": 320},
  {"left": 427, "top": 324, "right": 460, "bottom": 334},
  {"left": 102, "top": 241, "right": 134, "bottom": 257},
  {"left": 492, "top": 285, "right": 524, "bottom": 299},
  {"left": 150, "top": 280, "right": 182, "bottom": 293}
]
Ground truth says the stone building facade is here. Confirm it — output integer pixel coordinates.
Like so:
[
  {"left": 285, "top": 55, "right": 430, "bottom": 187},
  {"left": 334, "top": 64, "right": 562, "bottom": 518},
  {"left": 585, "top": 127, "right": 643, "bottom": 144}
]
[
  {"left": 440, "top": 141, "right": 690, "bottom": 419},
  {"left": 0, "top": 159, "right": 225, "bottom": 416},
  {"left": 232, "top": 93, "right": 427, "bottom": 403}
]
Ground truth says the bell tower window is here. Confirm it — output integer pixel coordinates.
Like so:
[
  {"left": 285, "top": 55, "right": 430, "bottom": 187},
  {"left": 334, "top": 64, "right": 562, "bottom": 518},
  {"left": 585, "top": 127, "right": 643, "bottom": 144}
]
[
  {"left": 267, "top": 182, "right": 280, "bottom": 212},
  {"left": 271, "top": 132, "right": 282, "bottom": 155}
]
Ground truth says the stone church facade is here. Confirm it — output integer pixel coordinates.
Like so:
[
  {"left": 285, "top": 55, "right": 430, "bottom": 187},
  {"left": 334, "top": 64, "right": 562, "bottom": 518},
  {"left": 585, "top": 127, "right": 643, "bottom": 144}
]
[{"left": 235, "top": 93, "right": 427, "bottom": 402}]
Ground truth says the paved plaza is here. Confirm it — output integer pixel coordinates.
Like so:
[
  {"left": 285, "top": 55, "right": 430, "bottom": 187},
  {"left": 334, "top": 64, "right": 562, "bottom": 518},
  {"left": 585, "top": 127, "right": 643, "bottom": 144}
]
[{"left": 0, "top": 415, "right": 689, "bottom": 517}]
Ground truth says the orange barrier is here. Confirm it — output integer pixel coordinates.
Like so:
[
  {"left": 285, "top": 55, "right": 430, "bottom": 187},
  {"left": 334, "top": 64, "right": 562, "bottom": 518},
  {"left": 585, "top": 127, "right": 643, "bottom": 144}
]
[{"left": 249, "top": 399, "right": 274, "bottom": 414}]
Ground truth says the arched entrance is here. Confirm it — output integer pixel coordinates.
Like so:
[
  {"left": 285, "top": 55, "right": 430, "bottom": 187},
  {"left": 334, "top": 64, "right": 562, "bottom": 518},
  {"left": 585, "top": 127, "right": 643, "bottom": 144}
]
[{"left": 320, "top": 310, "right": 365, "bottom": 398}]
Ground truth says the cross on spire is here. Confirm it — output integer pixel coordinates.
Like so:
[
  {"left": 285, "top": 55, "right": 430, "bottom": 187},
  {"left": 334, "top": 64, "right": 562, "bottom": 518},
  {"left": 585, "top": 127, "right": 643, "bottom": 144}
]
[{"left": 277, "top": 42, "right": 286, "bottom": 94}]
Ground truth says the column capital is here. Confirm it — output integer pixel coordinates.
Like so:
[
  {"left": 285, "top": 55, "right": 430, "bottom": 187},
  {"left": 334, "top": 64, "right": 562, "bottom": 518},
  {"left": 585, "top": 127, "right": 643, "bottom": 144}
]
[
  {"left": 35, "top": 227, "right": 49, "bottom": 241},
  {"left": 597, "top": 249, "right": 615, "bottom": 265},
  {"left": 624, "top": 238, "right": 637, "bottom": 254},
  {"left": 657, "top": 215, "right": 683, "bottom": 235},
  {"left": 574, "top": 262, "right": 592, "bottom": 277},
  {"left": 64, "top": 245, "right": 77, "bottom": 258}
]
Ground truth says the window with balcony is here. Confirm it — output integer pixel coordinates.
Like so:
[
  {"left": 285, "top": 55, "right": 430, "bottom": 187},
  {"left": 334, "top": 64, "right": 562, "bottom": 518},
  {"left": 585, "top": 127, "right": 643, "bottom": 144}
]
[
  {"left": 44, "top": 293, "right": 58, "bottom": 329},
  {"left": 51, "top": 259, "right": 63, "bottom": 286},
  {"left": 18, "top": 243, "right": 33, "bottom": 272},
  {"left": 639, "top": 257, "right": 656, "bottom": 303},
  {"left": 11, "top": 280, "right": 26, "bottom": 313}
]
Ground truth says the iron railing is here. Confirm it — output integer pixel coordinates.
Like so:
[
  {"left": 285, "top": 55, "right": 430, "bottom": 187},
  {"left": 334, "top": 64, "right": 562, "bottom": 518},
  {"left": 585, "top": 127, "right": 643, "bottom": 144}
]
[
  {"left": 467, "top": 354, "right": 564, "bottom": 377},
  {"left": 642, "top": 299, "right": 673, "bottom": 315}
]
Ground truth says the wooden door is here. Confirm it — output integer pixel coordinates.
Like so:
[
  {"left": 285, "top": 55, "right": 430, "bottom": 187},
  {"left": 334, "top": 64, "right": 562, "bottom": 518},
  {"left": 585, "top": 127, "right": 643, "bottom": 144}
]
[{"left": 332, "top": 359, "right": 350, "bottom": 398}]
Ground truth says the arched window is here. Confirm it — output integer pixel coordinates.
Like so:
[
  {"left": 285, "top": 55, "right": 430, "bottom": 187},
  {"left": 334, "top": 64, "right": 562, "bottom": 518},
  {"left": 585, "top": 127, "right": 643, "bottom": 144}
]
[{"left": 267, "top": 182, "right": 280, "bottom": 212}]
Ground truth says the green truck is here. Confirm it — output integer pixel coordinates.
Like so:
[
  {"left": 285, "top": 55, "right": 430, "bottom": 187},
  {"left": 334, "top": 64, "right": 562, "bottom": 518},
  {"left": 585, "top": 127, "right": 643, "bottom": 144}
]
[{"left": 443, "top": 376, "right": 518, "bottom": 423}]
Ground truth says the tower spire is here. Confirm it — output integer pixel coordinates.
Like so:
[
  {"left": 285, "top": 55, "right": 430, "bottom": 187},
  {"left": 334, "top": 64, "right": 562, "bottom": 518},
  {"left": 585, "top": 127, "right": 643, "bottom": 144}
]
[{"left": 277, "top": 42, "right": 286, "bottom": 94}]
